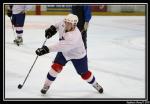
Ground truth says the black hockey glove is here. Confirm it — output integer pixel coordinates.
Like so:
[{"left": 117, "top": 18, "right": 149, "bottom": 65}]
[
  {"left": 35, "top": 45, "right": 49, "bottom": 56},
  {"left": 7, "top": 9, "right": 12, "bottom": 17},
  {"left": 45, "top": 25, "right": 57, "bottom": 39}
]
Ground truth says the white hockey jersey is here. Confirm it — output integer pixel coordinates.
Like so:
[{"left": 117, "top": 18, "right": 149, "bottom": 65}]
[
  {"left": 48, "top": 21, "right": 86, "bottom": 60},
  {"left": 12, "top": 5, "right": 33, "bottom": 14}
]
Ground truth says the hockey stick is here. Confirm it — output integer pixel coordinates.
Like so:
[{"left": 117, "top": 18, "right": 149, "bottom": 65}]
[{"left": 18, "top": 38, "right": 48, "bottom": 89}]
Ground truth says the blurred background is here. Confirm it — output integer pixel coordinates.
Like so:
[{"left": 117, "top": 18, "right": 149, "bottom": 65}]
[{"left": 5, "top": 4, "right": 145, "bottom": 16}]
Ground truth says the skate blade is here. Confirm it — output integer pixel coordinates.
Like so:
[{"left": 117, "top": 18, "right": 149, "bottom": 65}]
[{"left": 14, "top": 42, "right": 23, "bottom": 46}]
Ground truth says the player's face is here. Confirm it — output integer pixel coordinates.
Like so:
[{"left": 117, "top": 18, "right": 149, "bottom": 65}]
[{"left": 64, "top": 21, "right": 74, "bottom": 31}]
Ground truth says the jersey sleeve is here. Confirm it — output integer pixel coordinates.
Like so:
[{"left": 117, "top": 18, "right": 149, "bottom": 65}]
[{"left": 54, "top": 22, "right": 60, "bottom": 31}]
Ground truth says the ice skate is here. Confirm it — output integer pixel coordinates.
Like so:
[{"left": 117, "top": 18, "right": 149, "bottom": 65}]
[
  {"left": 93, "top": 82, "right": 103, "bottom": 93},
  {"left": 41, "top": 85, "right": 50, "bottom": 94},
  {"left": 14, "top": 36, "right": 23, "bottom": 46}
]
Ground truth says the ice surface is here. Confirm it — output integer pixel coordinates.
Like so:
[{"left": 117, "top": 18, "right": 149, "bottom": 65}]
[{"left": 4, "top": 15, "right": 146, "bottom": 100}]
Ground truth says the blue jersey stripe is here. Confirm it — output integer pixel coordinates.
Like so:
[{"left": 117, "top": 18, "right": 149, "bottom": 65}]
[{"left": 47, "top": 73, "right": 56, "bottom": 81}]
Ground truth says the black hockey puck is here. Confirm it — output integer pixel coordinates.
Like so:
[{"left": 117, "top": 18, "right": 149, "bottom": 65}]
[{"left": 18, "top": 84, "right": 22, "bottom": 89}]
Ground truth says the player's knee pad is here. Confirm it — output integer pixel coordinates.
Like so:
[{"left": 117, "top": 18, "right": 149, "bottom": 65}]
[
  {"left": 81, "top": 70, "right": 95, "bottom": 84},
  {"left": 81, "top": 70, "right": 92, "bottom": 80},
  {"left": 51, "top": 63, "right": 63, "bottom": 73}
]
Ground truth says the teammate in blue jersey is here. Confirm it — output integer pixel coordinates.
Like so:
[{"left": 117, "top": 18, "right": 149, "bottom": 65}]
[{"left": 71, "top": 5, "right": 92, "bottom": 49}]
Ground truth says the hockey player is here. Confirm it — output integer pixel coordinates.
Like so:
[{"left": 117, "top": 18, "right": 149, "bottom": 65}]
[
  {"left": 6, "top": 5, "right": 32, "bottom": 46},
  {"left": 71, "top": 5, "right": 92, "bottom": 49},
  {"left": 35, "top": 14, "right": 103, "bottom": 94}
]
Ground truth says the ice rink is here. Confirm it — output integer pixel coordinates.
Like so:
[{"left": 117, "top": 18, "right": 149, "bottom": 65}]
[{"left": 4, "top": 15, "right": 146, "bottom": 100}]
